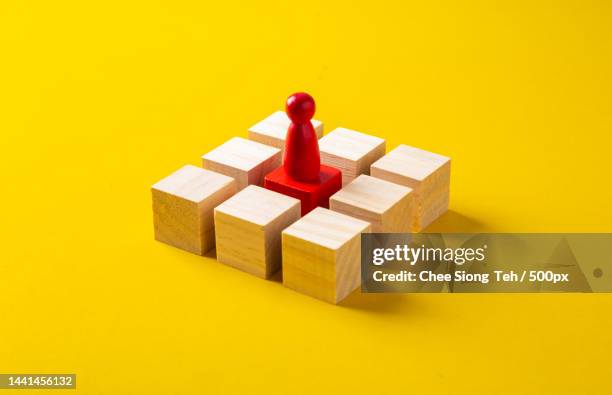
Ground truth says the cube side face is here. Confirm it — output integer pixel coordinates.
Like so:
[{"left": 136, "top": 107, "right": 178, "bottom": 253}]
[
  {"left": 152, "top": 166, "right": 237, "bottom": 254},
  {"left": 282, "top": 232, "right": 338, "bottom": 303},
  {"left": 319, "top": 151, "right": 358, "bottom": 187},
  {"left": 417, "top": 160, "right": 451, "bottom": 198},
  {"left": 214, "top": 186, "right": 299, "bottom": 278},
  {"left": 314, "top": 165, "right": 344, "bottom": 212},
  {"left": 313, "top": 122, "right": 324, "bottom": 139},
  {"left": 264, "top": 203, "right": 301, "bottom": 277},
  {"left": 282, "top": 207, "right": 370, "bottom": 303},
  {"left": 334, "top": 226, "right": 370, "bottom": 303},
  {"left": 214, "top": 210, "right": 268, "bottom": 278},
  {"left": 361, "top": 142, "right": 387, "bottom": 176},
  {"left": 381, "top": 192, "right": 413, "bottom": 233},
  {"left": 198, "top": 181, "right": 238, "bottom": 243},
  {"left": 371, "top": 159, "right": 450, "bottom": 232},
  {"left": 411, "top": 161, "right": 451, "bottom": 231},
  {"left": 152, "top": 189, "right": 205, "bottom": 255},
  {"left": 247, "top": 151, "right": 282, "bottom": 188},
  {"left": 329, "top": 198, "right": 383, "bottom": 232},
  {"left": 418, "top": 190, "right": 449, "bottom": 231}
]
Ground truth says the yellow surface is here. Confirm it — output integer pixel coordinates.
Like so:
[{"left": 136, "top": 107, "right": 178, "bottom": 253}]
[{"left": 1, "top": 1, "right": 611, "bottom": 394}]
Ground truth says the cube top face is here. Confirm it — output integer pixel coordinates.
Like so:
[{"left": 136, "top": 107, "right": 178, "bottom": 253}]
[
  {"left": 371, "top": 144, "right": 450, "bottom": 182},
  {"left": 249, "top": 111, "right": 324, "bottom": 140},
  {"left": 319, "top": 127, "right": 385, "bottom": 161},
  {"left": 214, "top": 185, "right": 300, "bottom": 227},
  {"left": 151, "top": 165, "right": 235, "bottom": 203},
  {"left": 283, "top": 207, "right": 370, "bottom": 251},
  {"left": 202, "top": 137, "right": 280, "bottom": 172},
  {"left": 331, "top": 175, "right": 413, "bottom": 215}
]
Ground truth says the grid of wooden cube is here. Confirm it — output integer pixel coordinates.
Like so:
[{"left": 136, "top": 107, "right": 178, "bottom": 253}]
[
  {"left": 248, "top": 111, "right": 324, "bottom": 152},
  {"left": 371, "top": 144, "right": 450, "bottom": 231},
  {"left": 214, "top": 185, "right": 300, "bottom": 279},
  {"left": 282, "top": 207, "right": 371, "bottom": 304},
  {"left": 329, "top": 175, "right": 413, "bottom": 233},
  {"left": 319, "top": 127, "right": 386, "bottom": 186},
  {"left": 153, "top": 108, "right": 454, "bottom": 304},
  {"left": 152, "top": 165, "right": 237, "bottom": 255},
  {"left": 202, "top": 137, "right": 281, "bottom": 190}
]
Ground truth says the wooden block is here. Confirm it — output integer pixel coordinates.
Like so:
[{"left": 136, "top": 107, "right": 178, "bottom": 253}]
[
  {"left": 282, "top": 207, "right": 371, "bottom": 304},
  {"left": 248, "top": 111, "right": 324, "bottom": 152},
  {"left": 202, "top": 137, "right": 281, "bottom": 190},
  {"left": 214, "top": 186, "right": 300, "bottom": 279},
  {"left": 152, "top": 165, "right": 237, "bottom": 255},
  {"left": 370, "top": 144, "right": 450, "bottom": 232},
  {"left": 329, "top": 175, "right": 413, "bottom": 233},
  {"left": 319, "top": 127, "right": 386, "bottom": 186}
]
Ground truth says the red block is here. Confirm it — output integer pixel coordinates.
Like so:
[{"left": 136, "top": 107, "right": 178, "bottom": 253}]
[{"left": 264, "top": 165, "right": 342, "bottom": 216}]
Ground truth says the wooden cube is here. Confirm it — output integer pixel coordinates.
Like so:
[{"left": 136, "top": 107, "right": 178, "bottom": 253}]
[
  {"left": 248, "top": 111, "right": 324, "bottom": 152},
  {"left": 152, "top": 165, "right": 237, "bottom": 255},
  {"left": 202, "top": 137, "right": 281, "bottom": 190},
  {"left": 371, "top": 144, "right": 450, "bottom": 231},
  {"left": 329, "top": 175, "right": 413, "bottom": 233},
  {"left": 282, "top": 207, "right": 371, "bottom": 304},
  {"left": 214, "top": 186, "right": 300, "bottom": 279},
  {"left": 319, "top": 127, "right": 386, "bottom": 186}
]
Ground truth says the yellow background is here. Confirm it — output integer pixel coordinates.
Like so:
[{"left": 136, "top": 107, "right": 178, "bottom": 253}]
[{"left": 1, "top": 1, "right": 611, "bottom": 394}]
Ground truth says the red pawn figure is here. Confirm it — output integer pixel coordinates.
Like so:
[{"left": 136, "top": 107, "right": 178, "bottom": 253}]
[
  {"left": 264, "top": 92, "right": 342, "bottom": 216},
  {"left": 283, "top": 93, "right": 320, "bottom": 181}
]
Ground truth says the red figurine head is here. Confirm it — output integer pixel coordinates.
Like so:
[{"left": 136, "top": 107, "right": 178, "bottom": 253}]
[{"left": 286, "top": 92, "right": 316, "bottom": 124}]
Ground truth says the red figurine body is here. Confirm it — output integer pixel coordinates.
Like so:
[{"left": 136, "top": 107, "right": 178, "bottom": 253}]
[{"left": 264, "top": 92, "right": 342, "bottom": 216}]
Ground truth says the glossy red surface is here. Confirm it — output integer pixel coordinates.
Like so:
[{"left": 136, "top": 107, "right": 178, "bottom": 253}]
[{"left": 264, "top": 165, "right": 342, "bottom": 216}]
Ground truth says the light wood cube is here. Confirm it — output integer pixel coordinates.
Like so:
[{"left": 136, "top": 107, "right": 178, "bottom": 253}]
[
  {"left": 202, "top": 137, "right": 281, "bottom": 190},
  {"left": 319, "top": 127, "right": 386, "bottom": 186},
  {"left": 282, "top": 207, "right": 371, "bottom": 304},
  {"left": 248, "top": 111, "right": 324, "bottom": 152},
  {"left": 152, "top": 165, "right": 237, "bottom": 255},
  {"left": 214, "top": 186, "right": 300, "bottom": 279},
  {"left": 371, "top": 144, "right": 450, "bottom": 231},
  {"left": 330, "top": 175, "right": 413, "bottom": 233}
]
